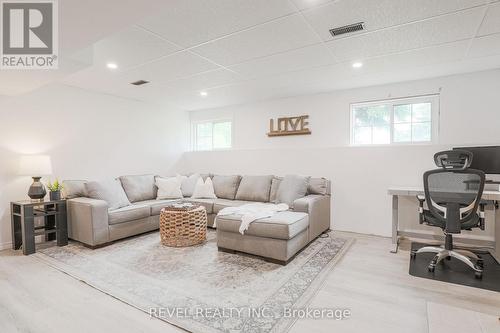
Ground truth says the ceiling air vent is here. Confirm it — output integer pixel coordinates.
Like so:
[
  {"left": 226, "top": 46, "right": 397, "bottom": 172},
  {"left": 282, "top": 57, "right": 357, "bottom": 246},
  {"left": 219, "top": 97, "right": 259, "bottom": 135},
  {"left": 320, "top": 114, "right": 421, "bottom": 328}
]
[
  {"left": 329, "top": 22, "right": 364, "bottom": 37},
  {"left": 131, "top": 80, "right": 149, "bottom": 86}
]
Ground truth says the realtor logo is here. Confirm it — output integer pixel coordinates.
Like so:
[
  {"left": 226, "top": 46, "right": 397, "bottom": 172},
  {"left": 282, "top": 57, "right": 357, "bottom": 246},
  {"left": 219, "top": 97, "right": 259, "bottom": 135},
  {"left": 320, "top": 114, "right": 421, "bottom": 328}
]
[{"left": 1, "top": 0, "right": 58, "bottom": 69}]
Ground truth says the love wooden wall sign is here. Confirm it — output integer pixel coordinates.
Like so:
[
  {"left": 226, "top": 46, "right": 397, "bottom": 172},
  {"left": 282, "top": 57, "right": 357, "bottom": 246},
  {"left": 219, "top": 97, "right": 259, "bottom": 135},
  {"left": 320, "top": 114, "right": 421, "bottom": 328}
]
[{"left": 267, "top": 115, "right": 311, "bottom": 137}]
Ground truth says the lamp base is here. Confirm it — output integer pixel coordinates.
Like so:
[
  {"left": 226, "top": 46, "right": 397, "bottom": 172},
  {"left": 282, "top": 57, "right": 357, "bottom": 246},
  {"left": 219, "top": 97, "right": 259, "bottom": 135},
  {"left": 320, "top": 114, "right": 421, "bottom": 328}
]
[{"left": 28, "top": 177, "right": 47, "bottom": 200}]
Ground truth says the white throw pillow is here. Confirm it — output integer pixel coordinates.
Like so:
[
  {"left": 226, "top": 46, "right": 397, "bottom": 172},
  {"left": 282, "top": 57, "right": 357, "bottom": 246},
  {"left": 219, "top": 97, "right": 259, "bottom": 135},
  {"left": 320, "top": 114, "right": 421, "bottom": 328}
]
[
  {"left": 156, "top": 177, "right": 183, "bottom": 199},
  {"left": 191, "top": 177, "right": 216, "bottom": 199},
  {"left": 180, "top": 173, "right": 201, "bottom": 197}
]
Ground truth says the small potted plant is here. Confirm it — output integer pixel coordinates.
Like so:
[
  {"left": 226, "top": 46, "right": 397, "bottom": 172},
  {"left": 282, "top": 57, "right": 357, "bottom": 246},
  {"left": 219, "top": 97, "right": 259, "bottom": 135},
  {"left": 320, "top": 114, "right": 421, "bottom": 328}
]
[{"left": 47, "top": 179, "right": 63, "bottom": 201}]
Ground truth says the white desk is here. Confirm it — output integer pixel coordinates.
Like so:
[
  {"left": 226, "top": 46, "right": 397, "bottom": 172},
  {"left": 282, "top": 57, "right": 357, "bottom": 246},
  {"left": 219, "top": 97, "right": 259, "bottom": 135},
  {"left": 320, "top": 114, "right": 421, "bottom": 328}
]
[{"left": 388, "top": 187, "right": 500, "bottom": 263}]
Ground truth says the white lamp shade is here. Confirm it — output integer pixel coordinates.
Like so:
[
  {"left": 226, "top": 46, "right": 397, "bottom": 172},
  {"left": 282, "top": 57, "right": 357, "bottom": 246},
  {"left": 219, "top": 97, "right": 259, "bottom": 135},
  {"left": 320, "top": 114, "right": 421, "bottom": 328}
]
[{"left": 18, "top": 155, "right": 53, "bottom": 176}]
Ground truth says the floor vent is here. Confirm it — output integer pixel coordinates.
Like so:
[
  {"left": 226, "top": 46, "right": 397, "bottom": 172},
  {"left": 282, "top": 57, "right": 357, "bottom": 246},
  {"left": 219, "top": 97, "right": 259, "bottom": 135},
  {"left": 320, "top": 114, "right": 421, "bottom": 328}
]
[
  {"left": 131, "top": 80, "right": 149, "bottom": 86},
  {"left": 329, "top": 22, "right": 364, "bottom": 37}
]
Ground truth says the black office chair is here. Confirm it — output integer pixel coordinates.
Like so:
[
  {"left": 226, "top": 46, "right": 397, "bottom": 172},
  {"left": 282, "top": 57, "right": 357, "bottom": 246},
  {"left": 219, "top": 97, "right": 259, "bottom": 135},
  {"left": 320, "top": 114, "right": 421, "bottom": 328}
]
[{"left": 411, "top": 150, "right": 486, "bottom": 279}]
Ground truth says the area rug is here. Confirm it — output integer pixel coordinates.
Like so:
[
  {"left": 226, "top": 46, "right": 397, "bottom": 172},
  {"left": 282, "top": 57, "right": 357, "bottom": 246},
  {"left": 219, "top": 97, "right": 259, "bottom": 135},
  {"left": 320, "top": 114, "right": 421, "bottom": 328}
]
[{"left": 34, "top": 230, "right": 352, "bottom": 333}]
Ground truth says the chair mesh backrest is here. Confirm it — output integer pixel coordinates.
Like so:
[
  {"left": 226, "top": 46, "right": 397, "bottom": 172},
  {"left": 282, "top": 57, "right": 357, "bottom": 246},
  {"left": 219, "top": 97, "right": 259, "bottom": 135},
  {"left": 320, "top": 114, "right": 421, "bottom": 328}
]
[{"left": 424, "top": 169, "right": 484, "bottom": 223}]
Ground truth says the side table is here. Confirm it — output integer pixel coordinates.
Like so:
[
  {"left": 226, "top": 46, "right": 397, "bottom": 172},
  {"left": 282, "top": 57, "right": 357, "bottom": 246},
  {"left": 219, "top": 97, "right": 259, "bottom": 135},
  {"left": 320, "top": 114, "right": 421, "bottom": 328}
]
[{"left": 11, "top": 199, "right": 68, "bottom": 255}]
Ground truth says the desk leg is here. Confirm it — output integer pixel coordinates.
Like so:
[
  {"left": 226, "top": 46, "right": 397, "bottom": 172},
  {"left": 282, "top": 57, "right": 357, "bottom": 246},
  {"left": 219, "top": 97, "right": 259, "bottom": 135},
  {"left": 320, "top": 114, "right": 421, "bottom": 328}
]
[
  {"left": 391, "top": 195, "right": 399, "bottom": 253},
  {"left": 492, "top": 202, "right": 500, "bottom": 264}
]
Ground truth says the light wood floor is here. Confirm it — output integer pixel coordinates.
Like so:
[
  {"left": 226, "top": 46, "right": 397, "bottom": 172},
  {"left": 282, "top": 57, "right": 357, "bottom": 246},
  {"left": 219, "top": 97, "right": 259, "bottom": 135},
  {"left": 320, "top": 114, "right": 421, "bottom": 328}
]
[{"left": 0, "top": 232, "right": 498, "bottom": 333}]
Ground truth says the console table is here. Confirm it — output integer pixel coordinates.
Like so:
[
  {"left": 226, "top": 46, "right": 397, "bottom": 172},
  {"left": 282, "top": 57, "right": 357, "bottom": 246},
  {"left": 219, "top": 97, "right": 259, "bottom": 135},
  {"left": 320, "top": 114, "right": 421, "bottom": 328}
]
[{"left": 11, "top": 199, "right": 68, "bottom": 255}]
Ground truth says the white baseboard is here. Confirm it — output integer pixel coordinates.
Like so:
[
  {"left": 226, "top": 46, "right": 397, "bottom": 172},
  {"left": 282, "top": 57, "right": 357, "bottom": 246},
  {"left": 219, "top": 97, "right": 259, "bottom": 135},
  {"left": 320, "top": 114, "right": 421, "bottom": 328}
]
[{"left": 0, "top": 242, "right": 12, "bottom": 251}]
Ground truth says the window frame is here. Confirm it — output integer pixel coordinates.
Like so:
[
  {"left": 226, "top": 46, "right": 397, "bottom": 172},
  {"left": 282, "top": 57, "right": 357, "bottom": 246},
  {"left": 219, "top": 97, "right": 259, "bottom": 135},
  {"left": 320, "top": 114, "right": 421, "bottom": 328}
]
[
  {"left": 191, "top": 118, "right": 233, "bottom": 151},
  {"left": 350, "top": 94, "right": 439, "bottom": 146}
]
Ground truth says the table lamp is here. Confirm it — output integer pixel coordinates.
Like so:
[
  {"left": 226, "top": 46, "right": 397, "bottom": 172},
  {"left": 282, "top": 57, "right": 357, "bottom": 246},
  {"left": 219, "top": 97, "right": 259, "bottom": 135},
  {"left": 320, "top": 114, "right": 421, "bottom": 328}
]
[{"left": 18, "top": 155, "right": 53, "bottom": 200}]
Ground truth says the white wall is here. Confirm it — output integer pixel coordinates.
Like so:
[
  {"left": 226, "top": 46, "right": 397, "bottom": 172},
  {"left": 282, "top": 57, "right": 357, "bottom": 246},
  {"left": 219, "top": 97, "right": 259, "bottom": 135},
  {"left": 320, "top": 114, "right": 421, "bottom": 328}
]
[
  {"left": 0, "top": 84, "right": 188, "bottom": 249},
  {"left": 185, "top": 69, "right": 500, "bottom": 238}
]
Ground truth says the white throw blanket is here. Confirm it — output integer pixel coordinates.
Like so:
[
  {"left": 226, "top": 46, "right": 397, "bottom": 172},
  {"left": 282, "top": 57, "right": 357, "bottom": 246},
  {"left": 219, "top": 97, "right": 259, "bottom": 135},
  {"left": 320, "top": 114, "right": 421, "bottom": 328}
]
[{"left": 215, "top": 203, "right": 289, "bottom": 235}]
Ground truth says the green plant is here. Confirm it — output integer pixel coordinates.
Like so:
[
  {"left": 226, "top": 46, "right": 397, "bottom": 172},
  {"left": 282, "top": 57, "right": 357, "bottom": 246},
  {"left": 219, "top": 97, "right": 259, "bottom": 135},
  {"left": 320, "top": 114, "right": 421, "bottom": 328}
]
[{"left": 47, "top": 179, "right": 63, "bottom": 192}]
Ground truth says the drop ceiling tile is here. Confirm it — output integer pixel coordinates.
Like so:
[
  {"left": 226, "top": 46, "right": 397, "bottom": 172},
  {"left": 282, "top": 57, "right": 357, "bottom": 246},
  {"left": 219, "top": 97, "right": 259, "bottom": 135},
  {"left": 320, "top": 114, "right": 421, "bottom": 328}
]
[
  {"left": 93, "top": 26, "right": 181, "bottom": 70},
  {"left": 290, "top": 0, "right": 334, "bottom": 11},
  {"left": 139, "top": 0, "right": 296, "bottom": 48},
  {"left": 62, "top": 66, "right": 128, "bottom": 93},
  {"left": 303, "top": 0, "right": 488, "bottom": 41},
  {"left": 63, "top": 66, "right": 180, "bottom": 104},
  {"left": 234, "top": 42, "right": 468, "bottom": 95},
  {"left": 117, "top": 51, "right": 220, "bottom": 84},
  {"left": 229, "top": 44, "right": 336, "bottom": 79},
  {"left": 357, "top": 40, "right": 469, "bottom": 74},
  {"left": 160, "top": 69, "right": 242, "bottom": 93},
  {"left": 468, "top": 33, "right": 500, "bottom": 58},
  {"left": 477, "top": 2, "right": 500, "bottom": 36},
  {"left": 0, "top": 58, "right": 87, "bottom": 95},
  {"left": 325, "top": 7, "right": 484, "bottom": 61},
  {"left": 190, "top": 14, "right": 322, "bottom": 66}
]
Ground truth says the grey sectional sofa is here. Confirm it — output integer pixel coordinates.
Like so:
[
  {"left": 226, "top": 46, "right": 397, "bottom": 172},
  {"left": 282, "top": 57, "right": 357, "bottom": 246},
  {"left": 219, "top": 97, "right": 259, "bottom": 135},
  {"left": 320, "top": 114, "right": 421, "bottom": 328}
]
[{"left": 65, "top": 174, "right": 331, "bottom": 263}]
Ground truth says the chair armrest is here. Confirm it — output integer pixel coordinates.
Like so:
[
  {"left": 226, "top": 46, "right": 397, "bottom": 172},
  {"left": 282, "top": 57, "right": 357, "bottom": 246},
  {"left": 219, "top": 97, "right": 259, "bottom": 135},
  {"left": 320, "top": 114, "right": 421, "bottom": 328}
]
[
  {"left": 293, "top": 195, "right": 331, "bottom": 241},
  {"left": 67, "top": 197, "right": 109, "bottom": 246}
]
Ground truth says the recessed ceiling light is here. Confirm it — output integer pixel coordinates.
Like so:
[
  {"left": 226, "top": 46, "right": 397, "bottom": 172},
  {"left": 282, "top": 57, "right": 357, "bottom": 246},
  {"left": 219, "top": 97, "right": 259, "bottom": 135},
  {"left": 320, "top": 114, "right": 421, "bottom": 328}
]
[
  {"left": 106, "top": 62, "right": 118, "bottom": 70},
  {"left": 200, "top": 91, "right": 208, "bottom": 97},
  {"left": 352, "top": 62, "right": 363, "bottom": 68}
]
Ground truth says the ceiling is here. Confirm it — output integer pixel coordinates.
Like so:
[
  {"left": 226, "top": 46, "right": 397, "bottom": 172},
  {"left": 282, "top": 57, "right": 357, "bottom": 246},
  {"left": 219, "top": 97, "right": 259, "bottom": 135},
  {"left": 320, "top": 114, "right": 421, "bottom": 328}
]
[{"left": 2, "top": 0, "right": 500, "bottom": 110}]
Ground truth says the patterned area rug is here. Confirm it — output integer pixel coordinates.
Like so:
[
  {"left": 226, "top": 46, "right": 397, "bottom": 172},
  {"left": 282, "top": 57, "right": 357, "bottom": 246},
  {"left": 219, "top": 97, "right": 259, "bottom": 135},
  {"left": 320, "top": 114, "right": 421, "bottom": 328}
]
[{"left": 34, "top": 230, "right": 352, "bottom": 333}]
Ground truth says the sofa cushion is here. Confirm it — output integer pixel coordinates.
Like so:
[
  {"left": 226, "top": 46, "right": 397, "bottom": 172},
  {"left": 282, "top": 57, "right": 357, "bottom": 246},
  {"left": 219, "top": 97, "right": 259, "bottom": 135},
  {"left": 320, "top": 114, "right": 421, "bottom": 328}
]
[
  {"left": 308, "top": 177, "right": 330, "bottom": 195},
  {"left": 155, "top": 176, "right": 183, "bottom": 199},
  {"left": 212, "top": 175, "right": 242, "bottom": 200},
  {"left": 85, "top": 179, "right": 131, "bottom": 210},
  {"left": 108, "top": 204, "right": 151, "bottom": 225},
  {"left": 119, "top": 175, "right": 157, "bottom": 203},
  {"left": 184, "top": 198, "right": 216, "bottom": 214},
  {"left": 235, "top": 175, "right": 273, "bottom": 202},
  {"left": 213, "top": 198, "right": 253, "bottom": 214},
  {"left": 62, "top": 180, "right": 87, "bottom": 199},
  {"left": 151, "top": 200, "right": 181, "bottom": 215},
  {"left": 133, "top": 199, "right": 180, "bottom": 216},
  {"left": 180, "top": 174, "right": 201, "bottom": 197},
  {"left": 216, "top": 211, "right": 308, "bottom": 240},
  {"left": 275, "top": 175, "right": 310, "bottom": 207},
  {"left": 269, "top": 177, "right": 282, "bottom": 203}
]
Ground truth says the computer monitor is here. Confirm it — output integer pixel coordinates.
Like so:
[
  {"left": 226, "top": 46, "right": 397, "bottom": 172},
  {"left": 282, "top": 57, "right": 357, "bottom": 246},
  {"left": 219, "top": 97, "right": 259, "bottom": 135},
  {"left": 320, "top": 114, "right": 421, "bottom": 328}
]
[{"left": 453, "top": 146, "right": 500, "bottom": 174}]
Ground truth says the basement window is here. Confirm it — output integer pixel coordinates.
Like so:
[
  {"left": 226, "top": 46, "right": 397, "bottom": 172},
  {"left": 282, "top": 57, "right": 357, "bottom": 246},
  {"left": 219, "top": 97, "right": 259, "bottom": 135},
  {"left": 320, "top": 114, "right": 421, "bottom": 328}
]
[
  {"left": 350, "top": 95, "right": 439, "bottom": 145},
  {"left": 192, "top": 120, "right": 232, "bottom": 151}
]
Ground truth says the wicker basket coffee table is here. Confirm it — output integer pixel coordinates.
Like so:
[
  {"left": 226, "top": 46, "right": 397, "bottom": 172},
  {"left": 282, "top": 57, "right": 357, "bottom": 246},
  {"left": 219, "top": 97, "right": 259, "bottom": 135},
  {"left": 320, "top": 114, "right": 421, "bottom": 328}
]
[{"left": 159, "top": 204, "right": 207, "bottom": 247}]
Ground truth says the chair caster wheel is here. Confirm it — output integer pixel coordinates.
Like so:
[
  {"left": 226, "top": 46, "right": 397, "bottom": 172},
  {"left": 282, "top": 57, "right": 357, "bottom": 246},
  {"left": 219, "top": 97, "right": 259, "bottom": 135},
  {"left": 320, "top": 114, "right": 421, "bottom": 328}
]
[
  {"left": 474, "top": 271, "right": 483, "bottom": 279},
  {"left": 477, "top": 259, "right": 484, "bottom": 269},
  {"left": 410, "top": 251, "right": 416, "bottom": 259},
  {"left": 428, "top": 265, "right": 435, "bottom": 273}
]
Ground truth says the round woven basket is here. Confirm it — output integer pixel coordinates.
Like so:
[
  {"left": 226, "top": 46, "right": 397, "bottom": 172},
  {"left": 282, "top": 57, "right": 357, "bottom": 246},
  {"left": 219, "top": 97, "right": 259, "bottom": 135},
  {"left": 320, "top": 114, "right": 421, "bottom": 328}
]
[{"left": 159, "top": 205, "right": 207, "bottom": 247}]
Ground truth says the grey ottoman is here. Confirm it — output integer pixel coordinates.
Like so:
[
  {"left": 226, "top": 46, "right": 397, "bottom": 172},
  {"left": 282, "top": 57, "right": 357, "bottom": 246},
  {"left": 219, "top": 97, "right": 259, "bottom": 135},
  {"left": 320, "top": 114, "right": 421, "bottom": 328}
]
[{"left": 216, "top": 211, "right": 309, "bottom": 265}]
